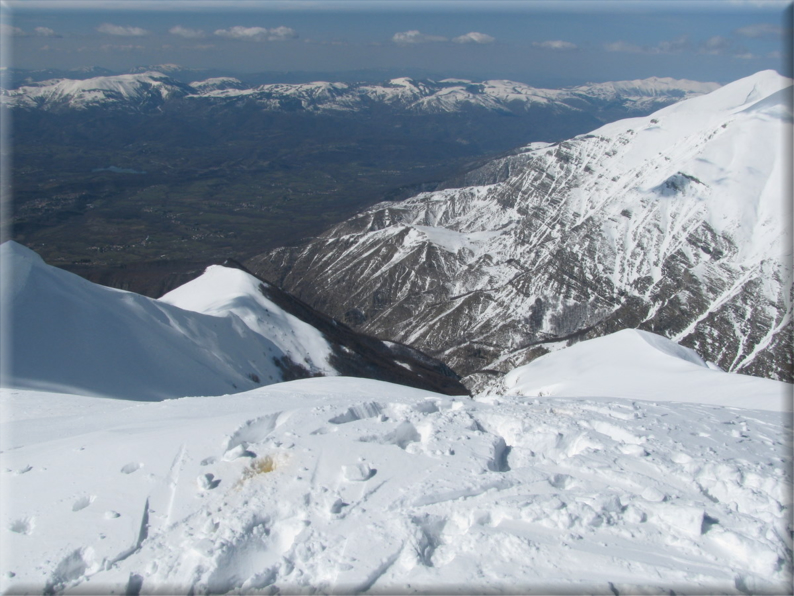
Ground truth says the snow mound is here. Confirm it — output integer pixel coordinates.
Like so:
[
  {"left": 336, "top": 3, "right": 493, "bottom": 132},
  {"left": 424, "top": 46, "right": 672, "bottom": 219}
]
[
  {"left": 1, "top": 377, "right": 790, "bottom": 593},
  {"left": 502, "top": 330, "right": 790, "bottom": 411},
  {"left": 159, "top": 265, "right": 334, "bottom": 376},
  {"left": 0, "top": 242, "right": 324, "bottom": 400}
]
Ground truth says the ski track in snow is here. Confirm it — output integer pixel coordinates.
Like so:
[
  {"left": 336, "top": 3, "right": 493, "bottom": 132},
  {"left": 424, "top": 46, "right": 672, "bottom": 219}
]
[{"left": 1, "top": 378, "right": 791, "bottom": 594}]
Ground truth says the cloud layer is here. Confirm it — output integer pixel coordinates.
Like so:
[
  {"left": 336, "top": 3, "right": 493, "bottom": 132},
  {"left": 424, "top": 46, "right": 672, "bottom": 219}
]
[
  {"left": 214, "top": 26, "right": 298, "bottom": 42},
  {"left": 97, "top": 23, "right": 149, "bottom": 37},
  {"left": 532, "top": 40, "right": 577, "bottom": 51},
  {"left": 169, "top": 25, "right": 205, "bottom": 39},
  {"left": 453, "top": 32, "right": 495, "bottom": 44},
  {"left": 392, "top": 30, "right": 447, "bottom": 44}
]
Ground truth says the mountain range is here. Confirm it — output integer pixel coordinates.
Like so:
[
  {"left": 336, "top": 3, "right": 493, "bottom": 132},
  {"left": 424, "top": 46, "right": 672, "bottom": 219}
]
[
  {"left": 1, "top": 66, "right": 792, "bottom": 592},
  {"left": 2, "top": 70, "right": 719, "bottom": 118},
  {"left": 249, "top": 70, "right": 793, "bottom": 390}
]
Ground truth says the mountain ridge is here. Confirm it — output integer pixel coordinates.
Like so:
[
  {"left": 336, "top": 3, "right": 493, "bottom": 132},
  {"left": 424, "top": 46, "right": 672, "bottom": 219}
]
[
  {"left": 248, "top": 70, "right": 793, "bottom": 390},
  {"left": 0, "top": 241, "right": 467, "bottom": 399},
  {"left": 2, "top": 70, "right": 720, "bottom": 117}
]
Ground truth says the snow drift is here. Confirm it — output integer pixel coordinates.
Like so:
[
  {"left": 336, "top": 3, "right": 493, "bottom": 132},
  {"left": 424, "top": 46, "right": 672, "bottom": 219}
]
[
  {"left": 1, "top": 375, "right": 790, "bottom": 594},
  {"left": 500, "top": 329, "right": 791, "bottom": 412}
]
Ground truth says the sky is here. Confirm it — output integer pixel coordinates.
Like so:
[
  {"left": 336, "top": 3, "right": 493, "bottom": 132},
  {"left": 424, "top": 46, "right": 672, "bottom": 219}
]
[{"left": 0, "top": 1, "right": 792, "bottom": 87}]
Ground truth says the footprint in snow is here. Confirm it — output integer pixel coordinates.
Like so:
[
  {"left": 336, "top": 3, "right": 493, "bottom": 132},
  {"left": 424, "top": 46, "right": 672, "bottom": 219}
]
[
  {"left": 9, "top": 517, "right": 34, "bottom": 535},
  {"left": 120, "top": 462, "right": 142, "bottom": 474},
  {"left": 72, "top": 495, "right": 95, "bottom": 512},
  {"left": 198, "top": 473, "right": 221, "bottom": 490}
]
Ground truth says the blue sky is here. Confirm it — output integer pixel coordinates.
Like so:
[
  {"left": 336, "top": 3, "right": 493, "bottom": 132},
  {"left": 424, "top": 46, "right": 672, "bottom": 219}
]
[{"left": 2, "top": 1, "right": 791, "bottom": 86}]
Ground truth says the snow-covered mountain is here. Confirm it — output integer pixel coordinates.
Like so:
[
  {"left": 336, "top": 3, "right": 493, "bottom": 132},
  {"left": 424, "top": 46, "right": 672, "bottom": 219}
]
[
  {"left": 188, "top": 76, "right": 248, "bottom": 94},
  {"left": 251, "top": 70, "right": 793, "bottom": 390},
  {"left": 2, "top": 71, "right": 718, "bottom": 116},
  {"left": 1, "top": 333, "right": 790, "bottom": 593},
  {"left": 1, "top": 71, "right": 194, "bottom": 111},
  {"left": 0, "top": 241, "right": 466, "bottom": 400}
]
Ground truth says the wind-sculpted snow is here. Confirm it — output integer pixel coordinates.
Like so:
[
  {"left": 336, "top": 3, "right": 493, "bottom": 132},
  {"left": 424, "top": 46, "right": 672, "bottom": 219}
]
[
  {"left": 1, "top": 376, "right": 790, "bottom": 594},
  {"left": 251, "top": 70, "right": 793, "bottom": 388},
  {"left": 497, "top": 329, "right": 790, "bottom": 412}
]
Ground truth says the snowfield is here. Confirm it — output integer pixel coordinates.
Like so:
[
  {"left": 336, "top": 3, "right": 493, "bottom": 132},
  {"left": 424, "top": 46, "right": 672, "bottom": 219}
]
[
  {"left": 1, "top": 369, "right": 791, "bottom": 594},
  {"left": 0, "top": 242, "right": 335, "bottom": 400}
]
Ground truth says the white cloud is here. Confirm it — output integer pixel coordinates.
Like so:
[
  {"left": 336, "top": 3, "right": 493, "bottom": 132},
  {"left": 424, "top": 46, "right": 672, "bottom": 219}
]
[
  {"left": 97, "top": 23, "right": 149, "bottom": 37},
  {"left": 699, "top": 35, "right": 735, "bottom": 55},
  {"left": 735, "top": 23, "right": 784, "bottom": 38},
  {"left": 604, "top": 40, "right": 644, "bottom": 53},
  {"left": 34, "top": 26, "right": 59, "bottom": 38},
  {"left": 100, "top": 44, "right": 146, "bottom": 52},
  {"left": 169, "top": 25, "right": 205, "bottom": 39},
  {"left": 452, "top": 32, "right": 495, "bottom": 44},
  {"left": 605, "top": 35, "right": 690, "bottom": 55},
  {"left": 1, "top": 24, "right": 27, "bottom": 37},
  {"left": 214, "top": 26, "right": 298, "bottom": 42},
  {"left": 532, "top": 40, "right": 577, "bottom": 51},
  {"left": 392, "top": 30, "right": 447, "bottom": 44},
  {"left": 653, "top": 35, "right": 691, "bottom": 54}
]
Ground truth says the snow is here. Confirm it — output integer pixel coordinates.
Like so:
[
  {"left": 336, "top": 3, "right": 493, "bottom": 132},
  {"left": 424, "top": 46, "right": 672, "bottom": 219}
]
[
  {"left": 1, "top": 372, "right": 790, "bottom": 594},
  {"left": 159, "top": 265, "right": 334, "bottom": 376},
  {"left": 278, "top": 70, "right": 790, "bottom": 382},
  {"left": 1, "top": 240, "right": 791, "bottom": 592},
  {"left": 1, "top": 70, "right": 791, "bottom": 593},
  {"left": 4, "top": 72, "right": 720, "bottom": 116},
  {"left": 0, "top": 242, "right": 331, "bottom": 400},
  {"left": 1, "top": 72, "right": 189, "bottom": 109},
  {"left": 501, "top": 329, "right": 791, "bottom": 412}
]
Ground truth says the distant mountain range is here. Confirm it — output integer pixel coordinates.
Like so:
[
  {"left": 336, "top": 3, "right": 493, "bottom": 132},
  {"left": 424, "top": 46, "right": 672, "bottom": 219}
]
[
  {"left": 2, "top": 70, "right": 719, "bottom": 118},
  {"left": 249, "top": 70, "right": 793, "bottom": 389}
]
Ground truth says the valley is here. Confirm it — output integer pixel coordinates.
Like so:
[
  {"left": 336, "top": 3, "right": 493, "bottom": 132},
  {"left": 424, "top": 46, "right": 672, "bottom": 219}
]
[{"left": 5, "top": 70, "right": 714, "bottom": 296}]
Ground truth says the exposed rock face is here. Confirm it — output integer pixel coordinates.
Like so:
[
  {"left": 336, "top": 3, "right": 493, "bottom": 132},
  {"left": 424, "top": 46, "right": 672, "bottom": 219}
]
[
  {"left": 249, "top": 71, "right": 793, "bottom": 391},
  {"left": 222, "top": 260, "right": 469, "bottom": 396}
]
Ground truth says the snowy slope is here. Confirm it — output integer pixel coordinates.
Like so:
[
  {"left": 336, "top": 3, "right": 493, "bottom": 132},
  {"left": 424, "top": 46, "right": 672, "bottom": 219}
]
[
  {"left": 498, "top": 329, "right": 790, "bottom": 412},
  {"left": 0, "top": 242, "right": 312, "bottom": 400},
  {"left": 0, "top": 242, "right": 466, "bottom": 400},
  {"left": 251, "top": 70, "right": 793, "bottom": 388},
  {"left": 159, "top": 265, "right": 335, "bottom": 377},
  {"left": 1, "top": 375, "right": 790, "bottom": 594}
]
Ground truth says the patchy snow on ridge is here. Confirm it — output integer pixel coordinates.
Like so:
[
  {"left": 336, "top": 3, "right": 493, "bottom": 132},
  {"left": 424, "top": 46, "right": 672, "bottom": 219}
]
[
  {"left": 498, "top": 329, "right": 791, "bottom": 412},
  {"left": 1, "top": 374, "right": 790, "bottom": 594}
]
